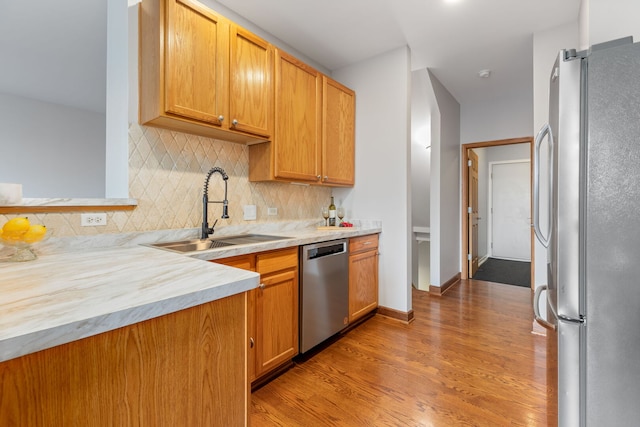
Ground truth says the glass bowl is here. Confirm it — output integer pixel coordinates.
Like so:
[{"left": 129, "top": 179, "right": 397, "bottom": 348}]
[{"left": 1, "top": 230, "right": 50, "bottom": 262}]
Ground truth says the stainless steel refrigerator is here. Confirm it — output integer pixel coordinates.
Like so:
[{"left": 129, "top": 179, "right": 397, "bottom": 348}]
[{"left": 532, "top": 37, "right": 640, "bottom": 426}]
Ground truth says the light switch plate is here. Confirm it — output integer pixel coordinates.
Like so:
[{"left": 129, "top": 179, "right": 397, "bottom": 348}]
[
  {"left": 243, "top": 205, "right": 257, "bottom": 221},
  {"left": 267, "top": 207, "right": 278, "bottom": 216}
]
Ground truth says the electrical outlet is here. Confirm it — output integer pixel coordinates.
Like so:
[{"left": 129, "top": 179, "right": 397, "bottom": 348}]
[
  {"left": 267, "top": 207, "right": 278, "bottom": 216},
  {"left": 80, "top": 213, "right": 107, "bottom": 226},
  {"left": 243, "top": 205, "right": 257, "bottom": 221}
]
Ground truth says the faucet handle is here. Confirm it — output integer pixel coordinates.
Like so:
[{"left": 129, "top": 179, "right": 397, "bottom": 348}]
[{"left": 207, "top": 219, "right": 218, "bottom": 235}]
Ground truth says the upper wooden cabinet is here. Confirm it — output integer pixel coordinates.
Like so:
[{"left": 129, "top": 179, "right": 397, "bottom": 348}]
[
  {"left": 274, "top": 49, "right": 322, "bottom": 182},
  {"left": 139, "top": 0, "right": 273, "bottom": 143},
  {"left": 229, "top": 24, "right": 274, "bottom": 138},
  {"left": 249, "top": 52, "right": 355, "bottom": 186},
  {"left": 322, "top": 76, "right": 355, "bottom": 186}
]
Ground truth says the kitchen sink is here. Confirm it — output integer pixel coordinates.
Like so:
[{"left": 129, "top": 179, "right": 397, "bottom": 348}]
[{"left": 148, "top": 234, "right": 292, "bottom": 253}]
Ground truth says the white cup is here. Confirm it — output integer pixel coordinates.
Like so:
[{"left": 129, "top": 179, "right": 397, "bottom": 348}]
[{"left": 0, "top": 183, "right": 23, "bottom": 205}]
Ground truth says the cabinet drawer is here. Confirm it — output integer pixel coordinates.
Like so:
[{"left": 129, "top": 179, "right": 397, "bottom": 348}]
[
  {"left": 349, "top": 234, "right": 379, "bottom": 253},
  {"left": 212, "top": 254, "right": 256, "bottom": 271},
  {"left": 256, "top": 247, "right": 298, "bottom": 275}
]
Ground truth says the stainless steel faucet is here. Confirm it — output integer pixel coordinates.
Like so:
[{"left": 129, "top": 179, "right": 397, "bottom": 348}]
[{"left": 202, "top": 167, "right": 229, "bottom": 239}]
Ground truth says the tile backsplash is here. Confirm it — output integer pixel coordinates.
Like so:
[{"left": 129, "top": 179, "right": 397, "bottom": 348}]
[{"left": 1, "top": 123, "right": 332, "bottom": 237}]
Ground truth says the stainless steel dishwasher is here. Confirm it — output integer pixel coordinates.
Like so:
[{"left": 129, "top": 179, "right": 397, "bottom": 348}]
[{"left": 299, "top": 239, "right": 349, "bottom": 353}]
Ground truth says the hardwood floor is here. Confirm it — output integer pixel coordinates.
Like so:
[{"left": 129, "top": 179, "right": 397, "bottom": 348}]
[{"left": 250, "top": 279, "right": 556, "bottom": 426}]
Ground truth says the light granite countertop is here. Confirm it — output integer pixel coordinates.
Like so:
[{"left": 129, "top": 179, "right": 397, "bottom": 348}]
[{"left": 0, "top": 220, "right": 381, "bottom": 362}]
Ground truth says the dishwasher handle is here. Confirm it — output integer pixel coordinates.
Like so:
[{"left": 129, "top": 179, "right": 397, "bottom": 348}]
[{"left": 307, "top": 241, "right": 347, "bottom": 260}]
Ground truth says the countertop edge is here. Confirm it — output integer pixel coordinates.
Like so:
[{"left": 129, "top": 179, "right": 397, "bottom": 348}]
[
  {"left": 0, "top": 275, "right": 257, "bottom": 363},
  {"left": 0, "top": 225, "right": 381, "bottom": 363}
]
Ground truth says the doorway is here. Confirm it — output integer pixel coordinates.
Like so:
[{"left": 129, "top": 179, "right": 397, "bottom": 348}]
[
  {"left": 461, "top": 137, "right": 534, "bottom": 288},
  {"left": 489, "top": 160, "right": 531, "bottom": 261}
]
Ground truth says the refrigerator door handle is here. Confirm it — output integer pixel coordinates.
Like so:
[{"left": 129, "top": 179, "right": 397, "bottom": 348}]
[
  {"left": 533, "top": 123, "right": 554, "bottom": 248},
  {"left": 533, "top": 284, "right": 557, "bottom": 330}
]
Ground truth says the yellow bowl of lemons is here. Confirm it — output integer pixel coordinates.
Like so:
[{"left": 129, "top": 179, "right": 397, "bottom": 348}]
[{"left": 1, "top": 217, "right": 48, "bottom": 261}]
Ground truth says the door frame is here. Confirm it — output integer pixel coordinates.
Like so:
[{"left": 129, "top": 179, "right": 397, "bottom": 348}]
[{"left": 461, "top": 136, "right": 534, "bottom": 288}]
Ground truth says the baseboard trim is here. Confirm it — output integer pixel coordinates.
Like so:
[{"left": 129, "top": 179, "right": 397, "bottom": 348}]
[
  {"left": 377, "top": 306, "right": 415, "bottom": 324},
  {"left": 429, "top": 272, "right": 461, "bottom": 296}
]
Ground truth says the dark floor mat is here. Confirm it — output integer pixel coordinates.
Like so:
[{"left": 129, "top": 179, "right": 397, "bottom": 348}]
[{"left": 472, "top": 257, "right": 531, "bottom": 288}]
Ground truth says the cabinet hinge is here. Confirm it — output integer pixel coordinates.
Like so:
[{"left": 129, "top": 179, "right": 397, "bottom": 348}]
[
  {"left": 467, "top": 206, "right": 472, "bottom": 214},
  {"left": 468, "top": 159, "right": 472, "bottom": 167},
  {"left": 467, "top": 253, "right": 472, "bottom": 261}
]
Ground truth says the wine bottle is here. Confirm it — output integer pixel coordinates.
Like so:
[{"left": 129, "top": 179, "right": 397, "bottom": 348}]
[{"left": 328, "top": 197, "right": 337, "bottom": 226}]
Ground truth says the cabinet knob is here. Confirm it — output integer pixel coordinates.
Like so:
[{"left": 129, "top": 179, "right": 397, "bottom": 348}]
[
  {"left": 218, "top": 115, "right": 224, "bottom": 123},
  {"left": 232, "top": 119, "right": 238, "bottom": 127},
  {"left": 323, "top": 176, "right": 328, "bottom": 181},
  {"left": 317, "top": 175, "right": 321, "bottom": 180},
  {"left": 259, "top": 283, "right": 265, "bottom": 290}
]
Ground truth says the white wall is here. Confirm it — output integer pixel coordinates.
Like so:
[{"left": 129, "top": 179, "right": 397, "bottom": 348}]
[
  {"left": 0, "top": 93, "right": 105, "bottom": 198},
  {"left": 461, "top": 92, "right": 533, "bottom": 144},
  {"left": 333, "top": 46, "right": 412, "bottom": 314},
  {"left": 587, "top": 0, "right": 640, "bottom": 47},
  {"left": 411, "top": 69, "right": 432, "bottom": 289},
  {"left": 428, "top": 70, "right": 460, "bottom": 287},
  {"left": 411, "top": 70, "right": 432, "bottom": 229},
  {"left": 106, "top": 0, "right": 129, "bottom": 198}
]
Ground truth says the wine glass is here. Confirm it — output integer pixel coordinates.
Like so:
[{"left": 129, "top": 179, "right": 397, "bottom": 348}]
[
  {"left": 321, "top": 207, "right": 329, "bottom": 226},
  {"left": 337, "top": 207, "right": 345, "bottom": 225}
]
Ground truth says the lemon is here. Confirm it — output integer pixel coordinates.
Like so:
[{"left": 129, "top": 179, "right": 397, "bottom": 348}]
[
  {"left": 21, "top": 224, "right": 47, "bottom": 243},
  {"left": 2, "top": 217, "right": 30, "bottom": 238}
]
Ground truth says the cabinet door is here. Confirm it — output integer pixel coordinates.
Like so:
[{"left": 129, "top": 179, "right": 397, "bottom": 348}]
[
  {"left": 274, "top": 49, "right": 322, "bottom": 182},
  {"left": 229, "top": 25, "right": 273, "bottom": 138},
  {"left": 165, "top": 0, "right": 228, "bottom": 125},
  {"left": 255, "top": 269, "right": 299, "bottom": 376},
  {"left": 349, "top": 249, "right": 379, "bottom": 322},
  {"left": 322, "top": 76, "right": 355, "bottom": 186},
  {"left": 212, "top": 255, "right": 256, "bottom": 382}
]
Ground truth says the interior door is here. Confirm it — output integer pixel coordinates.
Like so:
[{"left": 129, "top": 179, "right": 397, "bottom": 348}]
[
  {"left": 491, "top": 160, "right": 531, "bottom": 261},
  {"left": 468, "top": 149, "right": 479, "bottom": 276}
]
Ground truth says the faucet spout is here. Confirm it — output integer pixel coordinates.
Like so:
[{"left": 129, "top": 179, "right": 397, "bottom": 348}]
[{"left": 202, "top": 167, "right": 229, "bottom": 239}]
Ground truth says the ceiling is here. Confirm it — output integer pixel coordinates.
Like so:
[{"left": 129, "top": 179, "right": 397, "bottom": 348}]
[{"left": 217, "top": 0, "right": 581, "bottom": 104}]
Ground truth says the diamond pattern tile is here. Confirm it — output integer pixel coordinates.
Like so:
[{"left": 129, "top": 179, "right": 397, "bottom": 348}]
[{"left": 1, "top": 123, "right": 333, "bottom": 237}]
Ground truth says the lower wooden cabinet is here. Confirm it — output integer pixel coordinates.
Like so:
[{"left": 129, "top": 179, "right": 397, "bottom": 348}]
[
  {"left": 0, "top": 293, "right": 249, "bottom": 426},
  {"left": 349, "top": 234, "right": 380, "bottom": 322},
  {"left": 214, "top": 247, "right": 298, "bottom": 382}
]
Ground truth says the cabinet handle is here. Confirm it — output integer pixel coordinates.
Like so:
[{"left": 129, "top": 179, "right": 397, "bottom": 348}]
[
  {"left": 218, "top": 115, "right": 224, "bottom": 123},
  {"left": 249, "top": 337, "right": 255, "bottom": 348},
  {"left": 363, "top": 241, "right": 372, "bottom": 245},
  {"left": 232, "top": 119, "right": 238, "bottom": 127}
]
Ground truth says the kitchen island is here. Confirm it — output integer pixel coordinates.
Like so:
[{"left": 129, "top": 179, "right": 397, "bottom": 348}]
[
  {"left": 0, "top": 245, "right": 259, "bottom": 426},
  {"left": 0, "top": 222, "right": 381, "bottom": 426}
]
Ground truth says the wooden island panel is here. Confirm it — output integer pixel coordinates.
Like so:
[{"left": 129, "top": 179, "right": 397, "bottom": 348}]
[{"left": 0, "top": 293, "right": 248, "bottom": 426}]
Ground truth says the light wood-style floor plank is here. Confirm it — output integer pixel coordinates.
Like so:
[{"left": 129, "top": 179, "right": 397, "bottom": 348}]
[{"left": 251, "top": 279, "right": 556, "bottom": 426}]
